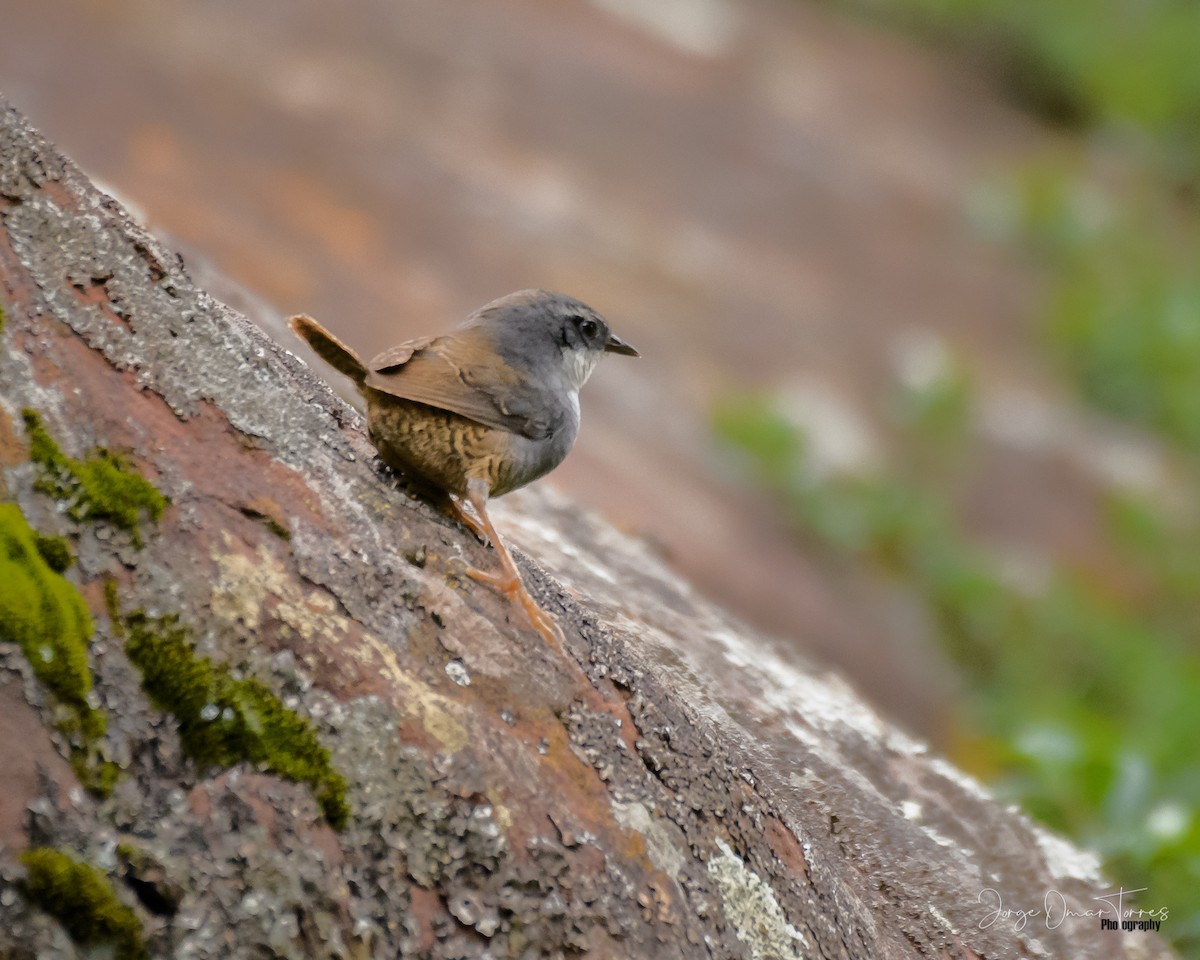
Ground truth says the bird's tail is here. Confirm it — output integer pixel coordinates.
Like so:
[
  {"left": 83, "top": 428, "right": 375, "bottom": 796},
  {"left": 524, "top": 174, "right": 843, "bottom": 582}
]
[{"left": 288, "top": 314, "right": 368, "bottom": 384}]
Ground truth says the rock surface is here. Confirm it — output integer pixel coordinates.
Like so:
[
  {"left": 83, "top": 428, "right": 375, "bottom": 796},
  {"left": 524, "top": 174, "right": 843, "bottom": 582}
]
[{"left": 0, "top": 99, "right": 1171, "bottom": 959}]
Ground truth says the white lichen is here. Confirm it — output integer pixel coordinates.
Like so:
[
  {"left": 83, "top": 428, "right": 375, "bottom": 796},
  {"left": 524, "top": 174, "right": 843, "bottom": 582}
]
[{"left": 707, "top": 838, "right": 810, "bottom": 959}]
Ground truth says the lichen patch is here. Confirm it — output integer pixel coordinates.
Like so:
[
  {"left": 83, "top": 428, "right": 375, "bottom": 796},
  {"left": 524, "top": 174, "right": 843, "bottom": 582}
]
[
  {"left": 612, "top": 800, "right": 686, "bottom": 877},
  {"left": 358, "top": 631, "right": 469, "bottom": 753},
  {"left": 707, "top": 838, "right": 810, "bottom": 959},
  {"left": 209, "top": 534, "right": 469, "bottom": 752},
  {"left": 211, "top": 533, "right": 337, "bottom": 641}
]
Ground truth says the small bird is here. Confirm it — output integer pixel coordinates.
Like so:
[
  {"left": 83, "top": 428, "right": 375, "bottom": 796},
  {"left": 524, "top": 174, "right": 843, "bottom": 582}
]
[{"left": 288, "top": 289, "right": 638, "bottom": 645}]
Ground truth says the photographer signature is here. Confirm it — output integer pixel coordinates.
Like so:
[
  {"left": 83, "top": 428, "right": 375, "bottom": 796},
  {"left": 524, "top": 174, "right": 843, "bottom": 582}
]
[{"left": 978, "top": 887, "right": 1168, "bottom": 931}]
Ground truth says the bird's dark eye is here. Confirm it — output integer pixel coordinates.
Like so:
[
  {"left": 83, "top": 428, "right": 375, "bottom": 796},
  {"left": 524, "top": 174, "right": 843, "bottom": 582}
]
[{"left": 575, "top": 316, "right": 600, "bottom": 339}]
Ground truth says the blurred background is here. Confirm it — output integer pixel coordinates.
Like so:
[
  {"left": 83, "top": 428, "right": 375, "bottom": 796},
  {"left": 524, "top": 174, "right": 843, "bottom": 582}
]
[{"left": 3, "top": 0, "right": 1198, "bottom": 951}]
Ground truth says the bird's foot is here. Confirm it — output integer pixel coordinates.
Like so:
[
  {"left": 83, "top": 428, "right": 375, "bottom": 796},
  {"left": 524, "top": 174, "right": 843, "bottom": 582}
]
[{"left": 466, "top": 565, "right": 565, "bottom": 647}]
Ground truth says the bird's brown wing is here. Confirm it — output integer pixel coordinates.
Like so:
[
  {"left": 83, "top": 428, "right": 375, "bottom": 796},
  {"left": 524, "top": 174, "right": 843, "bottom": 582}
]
[
  {"left": 368, "top": 336, "right": 437, "bottom": 373},
  {"left": 365, "top": 333, "right": 560, "bottom": 441}
]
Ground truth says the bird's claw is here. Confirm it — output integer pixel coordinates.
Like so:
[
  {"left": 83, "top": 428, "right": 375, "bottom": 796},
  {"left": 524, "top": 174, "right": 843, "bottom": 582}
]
[{"left": 464, "top": 566, "right": 564, "bottom": 646}]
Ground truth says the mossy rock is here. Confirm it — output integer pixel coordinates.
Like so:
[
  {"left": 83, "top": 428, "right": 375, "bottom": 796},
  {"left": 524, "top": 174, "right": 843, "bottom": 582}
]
[
  {"left": 34, "top": 532, "right": 74, "bottom": 573},
  {"left": 22, "top": 408, "right": 166, "bottom": 546},
  {"left": 20, "top": 848, "right": 147, "bottom": 960},
  {"left": 123, "top": 610, "right": 349, "bottom": 828},
  {"left": 0, "top": 503, "right": 102, "bottom": 740}
]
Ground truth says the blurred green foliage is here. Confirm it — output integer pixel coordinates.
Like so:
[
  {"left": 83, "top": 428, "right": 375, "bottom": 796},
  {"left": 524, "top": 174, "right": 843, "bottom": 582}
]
[
  {"left": 782, "top": 1, "right": 1200, "bottom": 948},
  {"left": 993, "top": 162, "right": 1200, "bottom": 457},
  {"left": 715, "top": 371, "right": 1200, "bottom": 952},
  {"left": 835, "top": 0, "right": 1200, "bottom": 456},
  {"left": 835, "top": 0, "right": 1200, "bottom": 177}
]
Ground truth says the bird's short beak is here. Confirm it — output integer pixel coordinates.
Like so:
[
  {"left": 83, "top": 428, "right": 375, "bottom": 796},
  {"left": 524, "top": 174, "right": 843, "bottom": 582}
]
[{"left": 604, "top": 333, "right": 640, "bottom": 357}]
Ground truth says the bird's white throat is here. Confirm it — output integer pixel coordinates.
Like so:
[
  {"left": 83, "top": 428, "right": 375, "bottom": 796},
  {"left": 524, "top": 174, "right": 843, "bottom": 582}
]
[{"left": 563, "top": 346, "right": 600, "bottom": 392}]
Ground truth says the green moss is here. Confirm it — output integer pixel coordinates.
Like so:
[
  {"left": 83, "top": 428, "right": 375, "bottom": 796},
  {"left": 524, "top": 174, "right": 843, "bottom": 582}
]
[
  {"left": 22, "top": 409, "right": 167, "bottom": 546},
  {"left": 0, "top": 505, "right": 116, "bottom": 794},
  {"left": 122, "top": 609, "right": 349, "bottom": 828},
  {"left": 73, "top": 753, "right": 122, "bottom": 797},
  {"left": 34, "top": 533, "right": 74, "bottom": 573},
  {"left": 104, "top": 578, "right": 123, "bottom": 632},
  {"left": 0, "top": 504, "right": 104, "bottom": 741},
  {"left": 20, "top": 848, "right": 147, "bottom": 960}
]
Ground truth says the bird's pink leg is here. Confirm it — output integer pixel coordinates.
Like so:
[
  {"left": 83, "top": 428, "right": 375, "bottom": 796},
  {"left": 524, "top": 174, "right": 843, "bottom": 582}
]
[
  {"left": 446, "top": 494, "right": 490, "bottom": 546},
  {"left": 462, "top": 479, "right": 564, "bottom": 647}
]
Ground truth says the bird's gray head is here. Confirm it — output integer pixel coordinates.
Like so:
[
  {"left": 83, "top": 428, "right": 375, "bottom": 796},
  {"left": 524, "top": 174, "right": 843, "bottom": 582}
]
[{"left": 465, "top": 289, "right": 639, "bottom": 391}]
